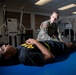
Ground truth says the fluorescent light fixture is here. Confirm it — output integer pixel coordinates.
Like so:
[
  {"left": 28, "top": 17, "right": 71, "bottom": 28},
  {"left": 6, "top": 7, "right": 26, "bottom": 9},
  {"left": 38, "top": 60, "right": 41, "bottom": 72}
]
[
  {"left": 58, "top": 4, "right": 76, "bottom": 10},
  {"left": 35, "top": 0, "right": 52, "bottom": 6},
  {"left": 72, "top": 12, "right": 76, "bottom": 14}
]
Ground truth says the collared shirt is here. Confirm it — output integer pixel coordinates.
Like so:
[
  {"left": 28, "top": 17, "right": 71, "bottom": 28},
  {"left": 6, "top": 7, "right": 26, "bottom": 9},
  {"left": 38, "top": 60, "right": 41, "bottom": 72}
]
[{"left": 37, "top": 20, "right": 62, "bottom": 42}]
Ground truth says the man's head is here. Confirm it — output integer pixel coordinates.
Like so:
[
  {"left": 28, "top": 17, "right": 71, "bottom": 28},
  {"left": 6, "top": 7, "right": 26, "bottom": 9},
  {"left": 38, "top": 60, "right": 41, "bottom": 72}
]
[
  {"left": 0, "top": 44, "right": 17, "bottom": 59},
  {"left": 50, "top": 11, "right": 59, "bottom": 23}
]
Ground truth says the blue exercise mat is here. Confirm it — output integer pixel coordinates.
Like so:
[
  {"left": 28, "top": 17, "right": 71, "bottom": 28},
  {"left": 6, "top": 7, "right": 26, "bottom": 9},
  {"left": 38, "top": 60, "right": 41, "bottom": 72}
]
[{"left": 0, "top": 50, "right": 76, "bottom": 75}]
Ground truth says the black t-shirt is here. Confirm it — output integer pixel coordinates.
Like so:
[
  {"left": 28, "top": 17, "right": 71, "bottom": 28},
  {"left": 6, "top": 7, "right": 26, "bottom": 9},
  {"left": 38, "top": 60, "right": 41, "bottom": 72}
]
[
  {"left": 44, "top": 40, "right": 68, "bottom": 56},
  {"left": 17, "top": 44, "right": 44, "bottom": 66},
  {"left": 0, "top": 41, "right": 68, "bottom": 66},
  {"left": 17, "top": 41, "right": 68, "bottom": 66}
]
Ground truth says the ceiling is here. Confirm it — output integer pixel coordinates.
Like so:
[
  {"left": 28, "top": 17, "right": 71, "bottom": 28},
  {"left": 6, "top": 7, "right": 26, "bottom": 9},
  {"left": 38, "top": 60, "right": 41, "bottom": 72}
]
[{"left": 0, "top": 0, "right": 76, "bottom": 16}]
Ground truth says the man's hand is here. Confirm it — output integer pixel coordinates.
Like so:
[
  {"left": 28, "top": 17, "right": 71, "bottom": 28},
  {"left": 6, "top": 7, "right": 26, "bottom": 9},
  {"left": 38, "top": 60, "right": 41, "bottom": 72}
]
[{"left": 26, "top": 38, "right": 38, "bottom": 45}]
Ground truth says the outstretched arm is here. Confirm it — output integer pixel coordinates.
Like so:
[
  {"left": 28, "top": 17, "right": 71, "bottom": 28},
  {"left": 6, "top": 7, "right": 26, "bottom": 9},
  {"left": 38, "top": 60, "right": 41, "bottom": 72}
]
[{"left": 26, "top": 38, "right": 55, "bottom": 60}]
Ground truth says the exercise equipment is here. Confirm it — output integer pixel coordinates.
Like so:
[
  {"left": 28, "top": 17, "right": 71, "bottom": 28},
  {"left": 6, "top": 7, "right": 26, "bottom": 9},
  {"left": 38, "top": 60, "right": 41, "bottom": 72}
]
[
  {"left": 60, "top": 18, "right": 76, "bottom": 42},
  {"left": 7, "top": 18, "right": 19, "bottom": 47},
  {"left": 0, "top": 5, "right": 26, "bottom": 47},
  {"left": 19, "top": 6, "right": 26, "bottom": 44}
]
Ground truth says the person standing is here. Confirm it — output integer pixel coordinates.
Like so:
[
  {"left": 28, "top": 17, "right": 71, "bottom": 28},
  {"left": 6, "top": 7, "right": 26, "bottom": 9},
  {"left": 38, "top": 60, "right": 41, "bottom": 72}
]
[{"left": 37, "top": 11, "right": 63, "bottom": 42}]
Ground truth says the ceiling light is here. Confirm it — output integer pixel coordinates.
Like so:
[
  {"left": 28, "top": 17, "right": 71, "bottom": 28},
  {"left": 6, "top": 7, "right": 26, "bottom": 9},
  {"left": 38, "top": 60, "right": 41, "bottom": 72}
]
[
  {"left": 72, "top": 12, "right": 76, "bottom": 14},
  {"left": 35, "top": 0, "right": 52, "bottom": 6},
  {"left": 58, "top": 4, "right": 76, "bottom": 10}
]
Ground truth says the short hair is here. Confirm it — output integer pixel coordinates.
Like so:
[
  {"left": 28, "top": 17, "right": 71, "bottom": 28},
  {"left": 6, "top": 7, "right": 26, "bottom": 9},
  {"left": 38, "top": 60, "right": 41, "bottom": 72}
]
[
  {"left": 0, "top": 42, "right": 9, "bottom": 58},
  {"left": 0, "top": 42, "right": 9, "bottom": 63},
  {"left": 51, "top": 11, "right": 59, "bottom": 19}
]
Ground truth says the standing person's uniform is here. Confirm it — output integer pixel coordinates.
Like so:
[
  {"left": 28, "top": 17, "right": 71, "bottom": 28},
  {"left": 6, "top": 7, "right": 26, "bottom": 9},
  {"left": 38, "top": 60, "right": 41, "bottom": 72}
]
[{"left": 37, "top": 20, "right": 62, "bottom": 42}]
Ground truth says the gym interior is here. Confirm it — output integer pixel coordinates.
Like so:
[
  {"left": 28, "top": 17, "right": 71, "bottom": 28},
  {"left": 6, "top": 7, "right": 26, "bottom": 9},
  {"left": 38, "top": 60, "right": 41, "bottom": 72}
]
[{"left": 0, "top": 0, "right": 76, "bottom": 75}]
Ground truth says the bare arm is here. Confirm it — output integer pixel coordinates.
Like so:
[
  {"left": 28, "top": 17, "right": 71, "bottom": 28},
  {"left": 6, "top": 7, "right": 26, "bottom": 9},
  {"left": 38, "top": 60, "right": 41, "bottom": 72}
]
[{"left": 26, "top": 38, "right": 55, "bottom": 60}]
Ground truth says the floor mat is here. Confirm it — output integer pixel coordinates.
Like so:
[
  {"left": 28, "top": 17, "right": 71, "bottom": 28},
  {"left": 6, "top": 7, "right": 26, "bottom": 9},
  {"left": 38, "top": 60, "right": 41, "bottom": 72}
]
[{"left": 0, "top": 50, "right": 76, "bottom": 75}]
